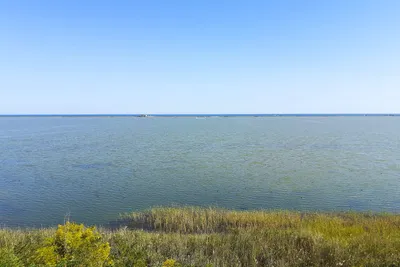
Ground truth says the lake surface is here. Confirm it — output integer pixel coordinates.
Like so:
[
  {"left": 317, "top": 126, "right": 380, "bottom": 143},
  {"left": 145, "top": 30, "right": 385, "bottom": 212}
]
[{"left": 1, "top": 116, "right": 399, "bottom": 227}]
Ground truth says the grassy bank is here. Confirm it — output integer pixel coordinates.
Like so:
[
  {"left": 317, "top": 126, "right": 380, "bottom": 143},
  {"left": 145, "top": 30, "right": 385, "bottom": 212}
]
[{"left": 1, "top": 207, "right": 400, "bottom": 266}]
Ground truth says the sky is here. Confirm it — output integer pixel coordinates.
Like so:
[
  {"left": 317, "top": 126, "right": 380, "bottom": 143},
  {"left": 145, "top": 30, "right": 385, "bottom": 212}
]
[{"left": 1, "top": 0, "right": 399, "bottom": 114}]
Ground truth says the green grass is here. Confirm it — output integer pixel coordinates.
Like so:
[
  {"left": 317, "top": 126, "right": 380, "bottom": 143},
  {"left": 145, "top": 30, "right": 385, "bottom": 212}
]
[{"left": 1, "top": 207, "right": 400, "bottom": 266}]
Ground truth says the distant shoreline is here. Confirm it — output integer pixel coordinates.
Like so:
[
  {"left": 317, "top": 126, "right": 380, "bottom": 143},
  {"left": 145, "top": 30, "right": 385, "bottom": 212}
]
[{"left": 0, "top": 113, "right": 399, "bottom": 117}]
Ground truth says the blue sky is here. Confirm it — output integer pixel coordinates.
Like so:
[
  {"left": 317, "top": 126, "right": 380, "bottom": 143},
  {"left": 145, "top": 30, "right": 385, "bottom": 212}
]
[{"left": 1, "top": 0, "right": 399, "bottom": 114}]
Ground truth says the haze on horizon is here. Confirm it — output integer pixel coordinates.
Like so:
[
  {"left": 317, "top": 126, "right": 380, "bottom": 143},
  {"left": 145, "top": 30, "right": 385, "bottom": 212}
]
[{"left": 1, "top": 1, "right": 399, "bottom": 114}]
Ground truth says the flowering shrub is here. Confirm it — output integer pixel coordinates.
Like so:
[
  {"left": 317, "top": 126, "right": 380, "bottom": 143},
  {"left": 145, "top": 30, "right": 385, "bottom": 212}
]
[
  {"left": 34, "top": 222, "right": 113, "bottom": 267},
  {"left": 162, "top": 259, "right": 181, "bottom": 267}
]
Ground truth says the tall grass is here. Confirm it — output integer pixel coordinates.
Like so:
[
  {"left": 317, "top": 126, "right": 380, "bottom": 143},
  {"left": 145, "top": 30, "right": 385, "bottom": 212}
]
[{"left": 1, "top": 207, "right": 400, "bottom": 266}]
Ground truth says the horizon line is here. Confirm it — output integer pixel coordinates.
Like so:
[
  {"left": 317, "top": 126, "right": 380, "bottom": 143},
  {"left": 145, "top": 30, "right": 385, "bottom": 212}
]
[{"left": 1, "top": 113, "right": 399, "bottom": 117}]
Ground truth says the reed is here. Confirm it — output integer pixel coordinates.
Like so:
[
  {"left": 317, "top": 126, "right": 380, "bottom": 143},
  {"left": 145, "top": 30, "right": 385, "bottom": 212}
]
[{"left": 1, "top": 207, "right": 400, "bottom": 266}]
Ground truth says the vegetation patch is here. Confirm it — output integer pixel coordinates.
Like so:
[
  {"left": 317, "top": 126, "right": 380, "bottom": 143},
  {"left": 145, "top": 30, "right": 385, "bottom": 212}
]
[{"left": 1, "top": 207, "right": 400, "bottom": 266}]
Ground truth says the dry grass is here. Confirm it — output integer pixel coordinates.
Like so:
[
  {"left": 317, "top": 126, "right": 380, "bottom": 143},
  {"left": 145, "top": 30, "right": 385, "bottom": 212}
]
[{"left": 1, "top": 207, "right": 400, "bottom": 266}]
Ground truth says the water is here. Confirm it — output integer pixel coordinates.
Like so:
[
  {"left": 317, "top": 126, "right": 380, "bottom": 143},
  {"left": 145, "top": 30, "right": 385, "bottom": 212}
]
[{"left": 1, "top": 116, "right": 399, "bottom": 227}]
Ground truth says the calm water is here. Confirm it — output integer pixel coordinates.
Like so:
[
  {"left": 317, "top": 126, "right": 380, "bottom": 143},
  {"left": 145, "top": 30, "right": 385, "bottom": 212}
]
[{"left": 1, "top": 116, "right": 399, "bottom": 227}]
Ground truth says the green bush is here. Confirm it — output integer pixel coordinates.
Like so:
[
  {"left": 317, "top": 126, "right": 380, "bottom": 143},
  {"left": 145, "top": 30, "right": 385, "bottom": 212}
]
[
  {"left": 162, "top": 259, "right": 180, "bottom": 267},
  {"left": 32, "top": 222, "right": 112, "bottom": 267}
]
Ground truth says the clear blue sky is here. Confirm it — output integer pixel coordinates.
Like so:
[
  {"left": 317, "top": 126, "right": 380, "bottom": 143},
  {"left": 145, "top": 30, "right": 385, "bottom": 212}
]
[{"left": 1, "top": 0, "right": 399, "bottom": 114}]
